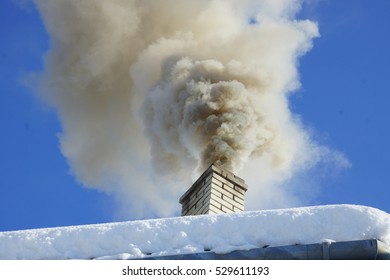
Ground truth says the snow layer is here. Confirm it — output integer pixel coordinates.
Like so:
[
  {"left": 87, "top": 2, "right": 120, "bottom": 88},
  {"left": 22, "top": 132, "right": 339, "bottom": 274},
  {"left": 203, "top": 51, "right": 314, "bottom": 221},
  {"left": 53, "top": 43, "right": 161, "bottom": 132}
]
[{"left": 0, "top": 205, "right": 389, "bottom": 260}]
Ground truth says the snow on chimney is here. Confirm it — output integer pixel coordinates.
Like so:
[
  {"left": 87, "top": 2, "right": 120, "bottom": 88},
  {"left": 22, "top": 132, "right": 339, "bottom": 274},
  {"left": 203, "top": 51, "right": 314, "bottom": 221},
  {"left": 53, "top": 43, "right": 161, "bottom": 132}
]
[{"left": 180, "top": 164, "right": 248, "bottom": 216}]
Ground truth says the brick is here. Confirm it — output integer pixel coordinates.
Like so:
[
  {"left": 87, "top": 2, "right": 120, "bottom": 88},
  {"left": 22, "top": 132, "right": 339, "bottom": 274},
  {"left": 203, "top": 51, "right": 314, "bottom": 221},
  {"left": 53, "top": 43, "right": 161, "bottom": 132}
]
[
  {"left": 233, "top": 204, "right": 244, "bottom": 211},
  {"left": 233, "top": 195, "right": 244, "bottom": 205},
  {"left": 213, "top": 173, "right": 234, "bottom": 188},
  {"left": 182, "top": 205, "right": 192, "bottom": 216},
  {"left": 188, "top": 183, "right": 208, "bottom": 201},
  {"left": 220, "top": 183, "right": 244, "bottom": 199},
  {"left": 183, "top": 188, "right": 211, "bottom": 212},
  {"left": 210, "top": 184, "right": 234, "bottom": 199},
  {"left": 233, "top": 185, "right": 246, "bottom": 195},
  {"left": 221, "top": 205, "right": 235, "bottom": 213},
  {"left": 219, "top": 192, "right": 244, "bottom": 209},
  {"left": 209, "top": 199, "right": 222, "bottom": 210},
  {"left": 203, "top": 173, "right": 213, "bottom": 186},
  {"left": 209, "top": 203, "right": 221, "bottom": 213},
  {"left": 210, "top": 195, "right": 235, "bottom": 211},
  {"left": 211, "top": 177, "right": 224, "bottom": 188},
  {"left": 195, "top": 193, "right": 211, "bottom": 213},
  {"left": 193, "top": 204, "right": 209, "bottom": 215}
]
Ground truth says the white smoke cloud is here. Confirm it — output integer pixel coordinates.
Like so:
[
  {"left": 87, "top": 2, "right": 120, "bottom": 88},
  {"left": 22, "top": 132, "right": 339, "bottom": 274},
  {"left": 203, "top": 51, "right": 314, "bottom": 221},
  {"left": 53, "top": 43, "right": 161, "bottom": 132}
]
[{"left": 33, "top": 0, "right": 349, "bottom": 219}]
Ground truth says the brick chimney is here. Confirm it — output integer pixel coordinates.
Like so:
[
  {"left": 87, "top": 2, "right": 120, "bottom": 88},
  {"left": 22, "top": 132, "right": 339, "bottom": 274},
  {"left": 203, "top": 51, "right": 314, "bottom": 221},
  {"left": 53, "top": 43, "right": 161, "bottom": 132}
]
[{"left": 179, "top": 164, "right": 248, "bottom": 216}]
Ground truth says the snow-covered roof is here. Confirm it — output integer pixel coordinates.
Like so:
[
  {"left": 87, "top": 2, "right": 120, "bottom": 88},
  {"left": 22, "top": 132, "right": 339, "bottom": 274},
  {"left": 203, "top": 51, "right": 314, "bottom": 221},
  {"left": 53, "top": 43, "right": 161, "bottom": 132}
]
[{"left": 0, "top": 204, "right": 389, "bottom": 260}]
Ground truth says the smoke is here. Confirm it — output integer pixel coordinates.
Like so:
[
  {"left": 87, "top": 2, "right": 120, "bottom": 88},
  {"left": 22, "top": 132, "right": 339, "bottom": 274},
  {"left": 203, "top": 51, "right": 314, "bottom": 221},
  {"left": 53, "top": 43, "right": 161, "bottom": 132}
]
[{"left": 33, "top": 0, "right": 349, "bottom": 218}]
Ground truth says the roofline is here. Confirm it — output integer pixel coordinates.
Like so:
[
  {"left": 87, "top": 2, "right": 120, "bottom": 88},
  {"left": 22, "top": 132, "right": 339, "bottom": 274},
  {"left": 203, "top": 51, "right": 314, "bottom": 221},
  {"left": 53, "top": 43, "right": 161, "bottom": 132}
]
[{"left": 136, "top": 239, "right": 390, "bottom": 260}]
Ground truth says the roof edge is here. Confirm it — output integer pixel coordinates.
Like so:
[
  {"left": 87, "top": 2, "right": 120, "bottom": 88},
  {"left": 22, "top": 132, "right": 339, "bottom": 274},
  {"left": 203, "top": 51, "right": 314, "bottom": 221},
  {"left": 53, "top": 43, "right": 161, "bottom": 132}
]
[{"left": 135, "top": 239, "right": 390, "bottom": 260}]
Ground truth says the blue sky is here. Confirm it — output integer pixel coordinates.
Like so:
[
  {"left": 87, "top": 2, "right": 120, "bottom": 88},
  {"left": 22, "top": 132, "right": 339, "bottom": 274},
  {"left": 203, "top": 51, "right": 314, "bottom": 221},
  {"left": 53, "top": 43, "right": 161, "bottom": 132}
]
[{"left": 1, "top": 0, "right": 389, "bottom": 231}]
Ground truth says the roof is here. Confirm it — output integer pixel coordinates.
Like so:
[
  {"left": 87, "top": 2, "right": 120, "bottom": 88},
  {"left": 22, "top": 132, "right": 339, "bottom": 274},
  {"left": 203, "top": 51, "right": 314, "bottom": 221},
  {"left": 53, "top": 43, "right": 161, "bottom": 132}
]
[{"left": 0, "top": 204, "right": 389, "bottom": 260}]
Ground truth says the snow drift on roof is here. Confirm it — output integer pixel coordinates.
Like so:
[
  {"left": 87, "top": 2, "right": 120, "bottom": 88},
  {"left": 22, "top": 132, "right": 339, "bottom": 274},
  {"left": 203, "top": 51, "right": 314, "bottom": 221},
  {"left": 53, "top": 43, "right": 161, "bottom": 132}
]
[{"left": 0, "top": 204, "right": 389, "bottom": 260}]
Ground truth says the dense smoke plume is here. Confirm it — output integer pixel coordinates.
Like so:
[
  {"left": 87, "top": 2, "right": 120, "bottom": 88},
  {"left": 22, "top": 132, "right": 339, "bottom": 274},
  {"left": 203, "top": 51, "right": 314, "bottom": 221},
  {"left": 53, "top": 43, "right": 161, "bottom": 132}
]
[{"left": 34, "top": 0, "right": 349, "bottom": 218}]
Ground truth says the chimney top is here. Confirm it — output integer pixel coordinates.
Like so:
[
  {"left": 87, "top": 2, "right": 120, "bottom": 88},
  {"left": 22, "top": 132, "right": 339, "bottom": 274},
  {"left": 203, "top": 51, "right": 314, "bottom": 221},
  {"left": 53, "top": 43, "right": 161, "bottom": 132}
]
[{"left": 179, "top": 164, "right": 248, "bottom": 216}]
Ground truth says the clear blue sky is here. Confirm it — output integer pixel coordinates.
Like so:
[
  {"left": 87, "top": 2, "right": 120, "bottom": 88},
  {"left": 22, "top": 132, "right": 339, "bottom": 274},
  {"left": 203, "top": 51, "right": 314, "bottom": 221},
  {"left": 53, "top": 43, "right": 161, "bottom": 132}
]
[{"left": 1, "top": 0, "right": 389, "bottom": 231}]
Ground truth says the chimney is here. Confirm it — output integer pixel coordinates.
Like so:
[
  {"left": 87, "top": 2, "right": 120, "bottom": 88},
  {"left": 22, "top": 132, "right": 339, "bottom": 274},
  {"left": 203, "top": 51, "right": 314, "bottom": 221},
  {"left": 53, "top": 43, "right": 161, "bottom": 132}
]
[{"left": 179, "top": 164, "right": 248, "bottom": 216}]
